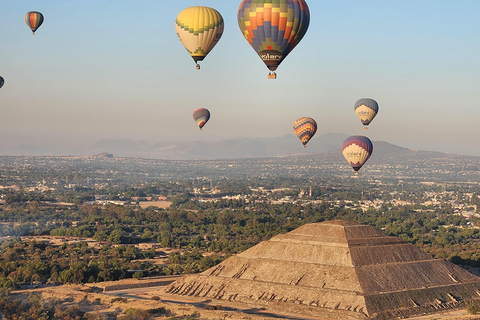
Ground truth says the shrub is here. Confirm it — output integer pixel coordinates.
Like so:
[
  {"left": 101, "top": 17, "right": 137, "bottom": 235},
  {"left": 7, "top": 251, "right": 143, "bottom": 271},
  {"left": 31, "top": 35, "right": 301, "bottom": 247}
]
[
  {"left": 124, "top": 308, "right": 151, "bottom": 320},
  {"left": 150, "top": 306, "right": 169, "bottom": 316},
  {"left": 467, "top": 302, "right": 480, "bottom": 315}
]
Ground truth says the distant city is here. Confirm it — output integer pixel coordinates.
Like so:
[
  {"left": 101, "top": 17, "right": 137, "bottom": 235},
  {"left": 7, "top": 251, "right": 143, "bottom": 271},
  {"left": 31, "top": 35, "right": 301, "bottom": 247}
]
[
  {"left": 1, "top": 140, "right": 479, "bottom": 212},
  {"left": 1, "top": 139, "right": 480, "bottom": 319}
]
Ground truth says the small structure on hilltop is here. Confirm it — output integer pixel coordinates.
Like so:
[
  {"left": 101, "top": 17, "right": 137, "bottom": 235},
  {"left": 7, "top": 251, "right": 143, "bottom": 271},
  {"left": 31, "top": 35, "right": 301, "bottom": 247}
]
[{"left": 164, "top": 220, "right": 480, "bottom": 320}]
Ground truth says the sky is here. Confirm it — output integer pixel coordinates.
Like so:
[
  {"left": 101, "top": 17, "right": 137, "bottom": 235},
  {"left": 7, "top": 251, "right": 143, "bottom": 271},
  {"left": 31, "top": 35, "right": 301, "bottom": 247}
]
[{"left": 0, "top": 1, "right": 479, "bottom": 157}]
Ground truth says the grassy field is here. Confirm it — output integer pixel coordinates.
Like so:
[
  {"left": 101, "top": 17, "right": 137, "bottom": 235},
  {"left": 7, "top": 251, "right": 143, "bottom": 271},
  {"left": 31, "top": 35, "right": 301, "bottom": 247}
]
[{"left": 138, "top": 201, "right": 172, "bottom": 209}]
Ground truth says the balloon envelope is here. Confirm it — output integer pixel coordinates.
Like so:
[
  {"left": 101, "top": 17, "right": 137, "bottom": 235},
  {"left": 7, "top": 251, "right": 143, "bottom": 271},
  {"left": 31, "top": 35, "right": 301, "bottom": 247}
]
[
  {"left": 175, "top": 6, "right": 224, "bottom": 68},
  {"left": 193, "top": 108, "right": 210, "bottom": 130},
  {"left": 0, "top": 76, "right": 4, "bottom": 89},
  {"left": 237, "top": 0, "right": 310, "bottom": 72},
  {"left": 25, "top": 11, "right": 44, "bottom": 34},
  {"left": 293, "top": 117, "right": 317, "bottom": 147},
  {"left": 354, "top": 98, "right": 378, "bottom": 126},
  {"left": 342, "top": 136, "right": 373, "bottom": 172}
]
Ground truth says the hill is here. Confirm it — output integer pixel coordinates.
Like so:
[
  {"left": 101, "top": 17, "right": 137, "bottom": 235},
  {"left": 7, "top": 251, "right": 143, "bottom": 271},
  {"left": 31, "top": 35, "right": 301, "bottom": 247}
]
[
  {"left": 1, "top": 139, "right": 479, "bottom": 183},
  {"left": 89, "top": 133, "right": 349, "bottom": 160}
]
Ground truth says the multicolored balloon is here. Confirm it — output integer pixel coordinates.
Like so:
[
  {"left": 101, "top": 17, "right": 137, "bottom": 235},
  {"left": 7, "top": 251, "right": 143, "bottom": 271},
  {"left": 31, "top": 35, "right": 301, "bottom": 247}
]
[
  {"left": 354, "top": 98, "right": 378, "bottom": 128},
  {"left": 293, "top": 117, "right": 317, "bottom": 148},
  {"left": 193, "top": 108, "right": 210, "bottom": 130},
  {"left": 342, "top": 136, "right": 373, "bottom": 174},
  {"left": 0, "top": 76, "right": 4, "bottom": 89},
  {"left": 237, "top": 0, "right": 310, "bottom": 78},
  {"left": 25, "top": 11, "right": 44, "bottom": 35},
  {"left": 175, "top": 6, "right": 224, "bottom": 70}
]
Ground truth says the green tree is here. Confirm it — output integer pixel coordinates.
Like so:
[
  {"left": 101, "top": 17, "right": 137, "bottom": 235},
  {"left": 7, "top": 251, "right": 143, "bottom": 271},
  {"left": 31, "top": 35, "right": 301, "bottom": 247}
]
[
  {"left": 123, "top": 308, "right": 151, "bottom": 320},
  {"left": 133, "top": 271, "right": 144, "bottom": 280}
]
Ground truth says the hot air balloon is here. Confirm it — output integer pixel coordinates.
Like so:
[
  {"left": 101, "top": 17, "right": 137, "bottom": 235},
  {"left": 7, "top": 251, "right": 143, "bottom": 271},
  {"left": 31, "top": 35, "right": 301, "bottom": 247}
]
[
  {"left": 0, "top": 76, "right": 4, "bottom": 89},
  {"left": 25, "top": 11, "right": 44, "bottom": 35},
  {"left": 354, "top": 98, "right": 378, "bottom": 129},
  {"left": 175, "top": 6, "right": 224, "bottom": 70},
  {"left": 342, "top": 136, "right": 373, "bottom": 174},
  {"left": 237, "top": 0, "right": 310, "bottom": 79},
  {"left": 193, "top": 108, "right": 210, "bottom": 130},
  {"left": 293, "top": 117, "right": 317, "bottom": 148}
]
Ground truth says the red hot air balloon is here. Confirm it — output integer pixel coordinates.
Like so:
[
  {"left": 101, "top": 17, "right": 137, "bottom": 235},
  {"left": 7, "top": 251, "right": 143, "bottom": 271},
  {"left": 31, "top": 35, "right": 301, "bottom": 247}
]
[
  {"left": 193, "top": 108, "right": 210, "bottom": 130},
  {"left": 342, "top": 136, "right": 373, "bottom": 174},
  {"left": 293, "top": 117, "right": 317, "bottom": 148},
  {"left": 25, "top": 11, "right": 44, "bottom": 35},
  {"left": 237, "top": 0, "right": 310, "bottom": 79}
]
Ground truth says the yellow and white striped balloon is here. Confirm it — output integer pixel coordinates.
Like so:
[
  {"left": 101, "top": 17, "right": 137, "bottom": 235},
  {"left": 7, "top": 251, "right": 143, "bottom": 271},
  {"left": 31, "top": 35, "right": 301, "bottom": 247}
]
[{"left": 175, "top": 6, "right": 224, "bottom": 69}]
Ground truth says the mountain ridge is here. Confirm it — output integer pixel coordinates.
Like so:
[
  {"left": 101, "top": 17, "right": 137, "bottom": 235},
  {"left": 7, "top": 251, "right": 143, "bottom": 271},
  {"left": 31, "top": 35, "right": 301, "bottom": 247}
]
[
  {"left": 89, "top": 133, "right": 395, "bottom": 160},
  {"left": 2, "top": 133, "right": 478, "bottom": 161},
  {"left": 90, "top": 134, "right": 472, "bottom": 161}
]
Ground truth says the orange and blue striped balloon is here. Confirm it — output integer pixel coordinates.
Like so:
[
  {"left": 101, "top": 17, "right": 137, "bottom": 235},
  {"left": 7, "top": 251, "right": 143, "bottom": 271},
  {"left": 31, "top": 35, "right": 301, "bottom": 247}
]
[
  {"left": 293, "top": 117, "right": 317, "bottom": 147},
  {"left": 25, "top": 11, "right": 44, "bottom": 35},
  {"left": 238, "top": 0, "right": 310, "bottom": 73}
]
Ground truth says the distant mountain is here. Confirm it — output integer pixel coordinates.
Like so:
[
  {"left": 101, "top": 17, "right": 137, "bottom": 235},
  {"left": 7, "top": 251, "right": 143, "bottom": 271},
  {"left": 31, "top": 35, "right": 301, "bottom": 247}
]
[
  {"left": 366, "top": 141, "right": 475, "bottom": 163},
  {"left": 3, "top": 132, "right": 475, "bottom": 162},
  {"left": 89, "top": 133, "right": 350, "bottom": 160},
  {"left": 315, "top": 140, "right": 471, "bottom": 164},
  {"left": 2, "top": 140, "right": 479, "bottom": 182},
  {"left": 90, "top": 135, "right": 477, "bottom": 162}
]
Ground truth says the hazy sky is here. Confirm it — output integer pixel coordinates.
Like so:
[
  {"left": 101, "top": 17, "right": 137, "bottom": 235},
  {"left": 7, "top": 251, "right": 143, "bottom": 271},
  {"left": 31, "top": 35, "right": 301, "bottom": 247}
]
[{"left": 1, "top": 1, "right": 479, "bottom": 156}]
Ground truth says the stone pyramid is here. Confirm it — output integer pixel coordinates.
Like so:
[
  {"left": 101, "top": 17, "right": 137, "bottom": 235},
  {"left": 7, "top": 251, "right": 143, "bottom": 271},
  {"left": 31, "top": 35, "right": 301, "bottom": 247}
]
[{"left": 164, "top": 220, "right": 480, "bottom": 320}]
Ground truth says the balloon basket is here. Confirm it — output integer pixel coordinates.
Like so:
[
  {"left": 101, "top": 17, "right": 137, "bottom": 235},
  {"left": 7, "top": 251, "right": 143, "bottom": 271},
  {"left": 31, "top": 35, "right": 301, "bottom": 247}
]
[
  {"left": 364, "top": 127, "right": 368, "bottom": 130},
  {"left": 196, "top": 64, "right": 200, "bottom": 70},
  {"left": 268, "top": 72, "right": 277, "bottom": 79}
]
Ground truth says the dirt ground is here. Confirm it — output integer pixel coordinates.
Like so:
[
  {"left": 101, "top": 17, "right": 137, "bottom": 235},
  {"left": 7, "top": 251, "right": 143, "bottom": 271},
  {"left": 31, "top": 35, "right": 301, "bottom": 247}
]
[
  {"left": 9, "top": 277, "right": 480, "bottom": 320},
  {"left": 138, "top": 201, "right": 172, "bottom": 209},
  {"left": 406, "top": 310, "right": 480, "bottom": 320},
  {"left": 12, "top": 280, "right": 278, "bottom": 320}
]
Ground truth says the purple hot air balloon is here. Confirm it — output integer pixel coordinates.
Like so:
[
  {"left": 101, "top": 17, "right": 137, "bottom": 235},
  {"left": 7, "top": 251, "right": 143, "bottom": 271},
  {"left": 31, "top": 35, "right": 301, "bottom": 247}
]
[{"left": 342, "top": 136, "right": 373, "bottom": 173}]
